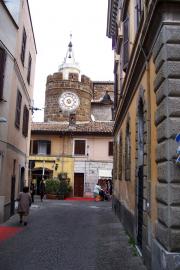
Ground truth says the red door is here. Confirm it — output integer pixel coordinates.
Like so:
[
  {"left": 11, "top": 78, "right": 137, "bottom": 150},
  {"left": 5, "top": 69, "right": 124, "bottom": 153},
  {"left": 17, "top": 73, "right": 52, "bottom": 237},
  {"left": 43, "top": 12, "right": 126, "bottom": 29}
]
[{"left": 74, "top": 173, "right": 84, "bottom": 197}]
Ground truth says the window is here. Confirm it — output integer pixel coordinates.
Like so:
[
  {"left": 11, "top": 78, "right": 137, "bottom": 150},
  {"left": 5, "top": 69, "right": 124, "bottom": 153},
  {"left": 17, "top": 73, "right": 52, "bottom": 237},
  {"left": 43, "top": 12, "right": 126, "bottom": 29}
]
[
  {"left": 125, "top": 120, "right": 131, "bottom": 181},
  {"left": 114, "top": 73, "right": 118, "bottom": 110},
  {"left": 113, "top": 141, "right": 118, "bottom": 180},
  {"left": 108, "top": 141, "right": 113, "bottom": 156},
  {"left": 22, "top": 105, "right": 29, "bottom": 137},
  {"left": 15, "top": 90, "right": 22, "bottom": 128},
  {"left": 0, "top": 47, "right": 6, "bottom": 100},
  {"left": 33, "top": 140, "right": 51, "bottom": 155},
  {"left": 30, "top": 140, "right": 32, "bottom": 154},
  {"left": 20, "top": 28, "right": 27, "bottom": 65},
  {"left": 120, "top": 48, "right": 124, "bottom": 97},
  {"left": 135, "top": 0, "right": 142, "bottom": 31},
  {"left": 27, "top": 53, "right": 32, "bottom": 84},
  {"left": 118, "top": 133, "right": 123, "bottom": 180},
  {"left": 123, "top": 15, "right": 129, "bottom": 71},
  {"left": 74, "top": 140, "right": 86, "bottom": 155}
]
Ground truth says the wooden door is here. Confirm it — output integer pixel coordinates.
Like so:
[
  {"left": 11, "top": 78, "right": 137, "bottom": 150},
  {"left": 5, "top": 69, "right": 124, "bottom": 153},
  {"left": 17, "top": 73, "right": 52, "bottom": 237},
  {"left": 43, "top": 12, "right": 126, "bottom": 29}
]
[{"left": 74, "top": 173, "right": 84, "bottom": 197}]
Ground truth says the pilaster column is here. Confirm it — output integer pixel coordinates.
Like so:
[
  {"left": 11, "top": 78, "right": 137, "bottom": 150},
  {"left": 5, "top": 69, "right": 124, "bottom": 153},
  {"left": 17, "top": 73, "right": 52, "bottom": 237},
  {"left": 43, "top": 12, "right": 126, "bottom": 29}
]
[{"left": 152, "top": 23, "right": 180, "bottom": 270}]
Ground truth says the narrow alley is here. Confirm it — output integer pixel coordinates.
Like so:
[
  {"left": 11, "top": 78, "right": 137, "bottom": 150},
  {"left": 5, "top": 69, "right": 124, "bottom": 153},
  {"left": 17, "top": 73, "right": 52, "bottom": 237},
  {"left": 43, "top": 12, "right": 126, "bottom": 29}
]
[{"left": 0, "top": 199, "right": 146, "bottom": 270}]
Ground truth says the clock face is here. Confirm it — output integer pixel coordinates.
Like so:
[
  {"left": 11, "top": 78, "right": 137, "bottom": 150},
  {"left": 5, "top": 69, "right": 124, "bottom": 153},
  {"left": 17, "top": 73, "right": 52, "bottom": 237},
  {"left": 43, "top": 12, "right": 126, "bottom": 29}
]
[{"left": 59, "top": 92, "right": 80, "bottom": 112}]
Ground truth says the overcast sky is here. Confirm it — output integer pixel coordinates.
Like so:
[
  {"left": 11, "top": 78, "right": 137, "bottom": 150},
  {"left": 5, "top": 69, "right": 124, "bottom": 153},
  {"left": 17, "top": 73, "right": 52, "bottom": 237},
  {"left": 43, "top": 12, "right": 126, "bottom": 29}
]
[{"left": 28, "top": 0, "right": 114, "bottom": 122}]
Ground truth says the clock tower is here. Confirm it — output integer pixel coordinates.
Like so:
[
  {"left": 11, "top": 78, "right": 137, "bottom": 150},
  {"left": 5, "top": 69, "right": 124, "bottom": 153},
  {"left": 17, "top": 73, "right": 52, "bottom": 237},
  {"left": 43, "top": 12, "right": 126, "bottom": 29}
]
[{"left": 44, "top": 35, "right": 92, "bottom": 122}]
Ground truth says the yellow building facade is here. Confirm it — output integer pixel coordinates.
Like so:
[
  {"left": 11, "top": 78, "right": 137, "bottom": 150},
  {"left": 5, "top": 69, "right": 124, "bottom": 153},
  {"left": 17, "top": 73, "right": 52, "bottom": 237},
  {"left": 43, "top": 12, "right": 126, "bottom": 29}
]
[{"left": 107, "top": 1, "right": 180, "bottom": 269}]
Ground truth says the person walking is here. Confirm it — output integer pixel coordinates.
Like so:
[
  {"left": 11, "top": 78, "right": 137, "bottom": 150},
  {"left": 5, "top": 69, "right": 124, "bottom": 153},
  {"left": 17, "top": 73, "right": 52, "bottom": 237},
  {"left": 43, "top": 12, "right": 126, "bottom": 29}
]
[
  {"left": 93, "top": 182, "right": 104, "bottom": 201},
  {"left": 39, "top": 179, "right": 45, "bottom": 202},
  {"left": 17, "top": 186, "right": 31, "bottom": 226},
  {"left": 30, "top": 181, "right": 35, "bottom": 203}
]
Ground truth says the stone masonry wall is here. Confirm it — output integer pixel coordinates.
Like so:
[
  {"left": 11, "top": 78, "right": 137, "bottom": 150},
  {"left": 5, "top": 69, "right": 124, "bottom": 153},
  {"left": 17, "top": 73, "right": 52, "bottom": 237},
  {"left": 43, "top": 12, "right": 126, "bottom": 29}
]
[
  {"left": 44, "top": 72, "right": 92, "bottom": 122},
  {"left": 93, "top": 83, "right": 114, "bottom": 101},
  {"left": 152, "top": 23, "right": 180, "bottom": 269},
  {"left": 74, "top": 160, "right": 113, "bottom": 195}
]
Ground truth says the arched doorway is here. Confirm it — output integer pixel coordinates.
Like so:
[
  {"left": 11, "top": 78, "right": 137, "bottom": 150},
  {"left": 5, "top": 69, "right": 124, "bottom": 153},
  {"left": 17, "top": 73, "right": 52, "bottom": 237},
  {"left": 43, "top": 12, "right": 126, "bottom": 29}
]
[{"left": 137, "top": 98, "right": 144, "bottom": 250}]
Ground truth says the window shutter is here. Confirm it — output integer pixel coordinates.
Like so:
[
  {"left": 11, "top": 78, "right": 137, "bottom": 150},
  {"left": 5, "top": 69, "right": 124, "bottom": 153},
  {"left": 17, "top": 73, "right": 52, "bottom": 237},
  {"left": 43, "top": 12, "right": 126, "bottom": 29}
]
[
  {"left": 114, "top": 73, "right": 118, "bottom": 110},
  {"left": 30, "top": 140, "right": 32, "bottom": 155},
  {"left": 46, "top": 141, "right": 51, "bottom": 155},
  {"left": 74, "top": 140, "right": 85, "bottom": 155},
  {"left": 135, "top": 0, "right": 142, "bottom": 30},
  {"left": 33, "top": 140, "right": 38, "bottom": 154},
  {"left": 118, "top": 134, "right": 123, "bottom": 180},
  {"left": 15, "top": 90, "right": 22, "bottom": 128},
  {"left": 125, "top": 122, "right": 131, "bottom": 181},
  {"left": 20, "top": 28, "right": 27, "bottom": 65},
  {"left": 27, "top": 53, "right": 32, "bottom": 84},
  {"left": 0, "top": 47, "right": 6, "bottom": 100},
  {"left": 22, "top": 105, "right": 29, "bottom": 137},
  {"left": 108, "top": 141, "right": 113, "bottom": 156},
  {"left": 123, "top": 16, "right": 129, "bottom": 71},
  {"left": 113, "top": 141, "right": 117, "bottom": 179}
]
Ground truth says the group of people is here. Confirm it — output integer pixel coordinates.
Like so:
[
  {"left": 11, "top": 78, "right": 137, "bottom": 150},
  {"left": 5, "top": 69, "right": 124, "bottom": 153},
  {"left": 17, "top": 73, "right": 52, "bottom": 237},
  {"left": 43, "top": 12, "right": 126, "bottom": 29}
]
[
  {"left": 17, "top": 179, "right": 45, "bottom": 226},
  {"left": 17, "top": 179, "right": 111, "bottom": 226},
  {"left": 30, "top": 179, "right": 45, "bottom": 202},
  {"left": 93, "top": 180, "right": 112, "bottom": 201}
]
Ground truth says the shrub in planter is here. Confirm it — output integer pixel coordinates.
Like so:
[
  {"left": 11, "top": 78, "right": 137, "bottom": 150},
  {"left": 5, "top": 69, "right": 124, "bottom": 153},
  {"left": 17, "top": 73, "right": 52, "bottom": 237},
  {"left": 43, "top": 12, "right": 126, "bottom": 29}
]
[
  {"left": 45, "top": 179, "right": 60, "bottom": 195},
  {"left": 57, "top": 173, "right": 72, "bottom": 198}
]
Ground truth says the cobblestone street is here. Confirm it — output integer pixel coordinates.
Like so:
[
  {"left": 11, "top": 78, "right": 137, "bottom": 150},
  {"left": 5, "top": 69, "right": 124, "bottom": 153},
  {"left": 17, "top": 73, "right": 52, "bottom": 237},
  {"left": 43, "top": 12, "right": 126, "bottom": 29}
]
[{"left": 0, "top": 198, "right": 146, "bottom": 270}]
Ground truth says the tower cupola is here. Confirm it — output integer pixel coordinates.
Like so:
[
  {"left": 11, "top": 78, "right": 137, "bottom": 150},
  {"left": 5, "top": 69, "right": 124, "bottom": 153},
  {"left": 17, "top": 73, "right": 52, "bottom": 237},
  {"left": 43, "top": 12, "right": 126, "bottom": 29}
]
[{"left": 58, "top": 34, "right": 80, "bottom": 80}]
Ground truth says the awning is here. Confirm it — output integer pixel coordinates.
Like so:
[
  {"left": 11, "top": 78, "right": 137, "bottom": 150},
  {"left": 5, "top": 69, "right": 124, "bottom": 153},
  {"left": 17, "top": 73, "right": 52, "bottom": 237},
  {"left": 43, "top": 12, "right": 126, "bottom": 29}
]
[{"left": 98, "top": 169, "right": 112, "bottom": 178}]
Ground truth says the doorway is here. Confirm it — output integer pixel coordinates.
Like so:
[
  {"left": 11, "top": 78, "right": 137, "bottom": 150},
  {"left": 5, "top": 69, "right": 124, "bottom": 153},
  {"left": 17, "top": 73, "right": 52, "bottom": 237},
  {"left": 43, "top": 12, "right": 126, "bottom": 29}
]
[
  {"left": 137, "top": 165, "right": 144, "bottom": 249},
  {"left": 74, "top": 173, "right": 84, "bottom": 197},
  {"left": 20, "top": 167, "right": 25, "bottom": 192},
  {"left": 10, "top": 176, "right": 16, "bottom": 216},
  {"left": 31, "top": 167, "right": 53, "bottom": 194}
]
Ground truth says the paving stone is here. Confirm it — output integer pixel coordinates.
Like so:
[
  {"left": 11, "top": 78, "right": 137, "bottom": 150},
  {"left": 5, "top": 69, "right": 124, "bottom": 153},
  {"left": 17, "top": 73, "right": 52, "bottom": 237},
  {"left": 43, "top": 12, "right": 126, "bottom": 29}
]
[{"left": 0, "top": 198, "right": 146, "bottom": 270}]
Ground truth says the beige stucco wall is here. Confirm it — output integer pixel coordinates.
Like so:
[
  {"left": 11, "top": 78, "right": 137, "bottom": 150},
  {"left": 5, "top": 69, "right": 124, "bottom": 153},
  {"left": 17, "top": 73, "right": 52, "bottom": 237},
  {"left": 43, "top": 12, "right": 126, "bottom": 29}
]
[
  {"left": 31, "top": 134, "right": 113, "bottom": 162},
  {"left": 0, "top": 0, "right": 36, "bottom": 221}
]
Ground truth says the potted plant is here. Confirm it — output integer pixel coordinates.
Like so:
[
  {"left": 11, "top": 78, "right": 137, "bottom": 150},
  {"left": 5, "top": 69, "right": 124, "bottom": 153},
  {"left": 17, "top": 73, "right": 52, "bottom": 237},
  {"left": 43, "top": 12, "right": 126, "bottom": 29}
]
[
  {"left": 57, "top": 173, "right": 72, "bottom": 199},
  {"left": 45, "top": 179, "right": 60, "bottom": 199}
]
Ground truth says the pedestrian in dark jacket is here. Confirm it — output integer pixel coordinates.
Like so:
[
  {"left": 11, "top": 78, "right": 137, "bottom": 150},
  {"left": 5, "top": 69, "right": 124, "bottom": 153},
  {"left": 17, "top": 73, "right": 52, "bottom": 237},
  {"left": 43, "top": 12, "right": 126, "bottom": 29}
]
[
  {"left": 39, "top": 179, "right": 45, "bottom": 202},
  {"left": 17, "top": 186, "right": 31, "bottom": 226},
  {"left": 30, "top": 181, "right": 35, "bottom": 203}
]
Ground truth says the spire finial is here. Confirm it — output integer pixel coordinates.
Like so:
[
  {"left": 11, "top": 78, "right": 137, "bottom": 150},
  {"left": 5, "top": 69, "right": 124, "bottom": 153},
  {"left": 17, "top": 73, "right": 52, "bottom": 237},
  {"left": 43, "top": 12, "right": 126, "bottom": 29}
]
[
  {"left": 58, "top": 33, "right": 80, "bottom": 73},
  {"left": 70, "top": 33, "right": 72, "bottom": 41}
]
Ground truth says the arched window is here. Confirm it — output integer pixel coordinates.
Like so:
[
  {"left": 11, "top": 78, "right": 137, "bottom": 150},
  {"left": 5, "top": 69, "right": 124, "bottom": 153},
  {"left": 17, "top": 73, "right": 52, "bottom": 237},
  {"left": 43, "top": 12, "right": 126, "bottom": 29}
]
[{"left": 125, "top": 120, "right": 131, "bottom": 181}]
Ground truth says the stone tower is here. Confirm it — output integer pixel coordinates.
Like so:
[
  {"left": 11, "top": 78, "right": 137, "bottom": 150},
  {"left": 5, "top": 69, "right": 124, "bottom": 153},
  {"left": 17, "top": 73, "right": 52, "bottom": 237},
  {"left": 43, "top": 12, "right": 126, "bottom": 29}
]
[{"left": 44, "top": 35, "right": 92, "bottom": 122}]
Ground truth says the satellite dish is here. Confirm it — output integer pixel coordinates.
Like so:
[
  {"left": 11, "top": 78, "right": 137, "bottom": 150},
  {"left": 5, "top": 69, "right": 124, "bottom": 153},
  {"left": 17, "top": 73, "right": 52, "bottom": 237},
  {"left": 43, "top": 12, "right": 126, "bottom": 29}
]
[{"left": 175, "top": 133, "right": 180, "bottom": 143}]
